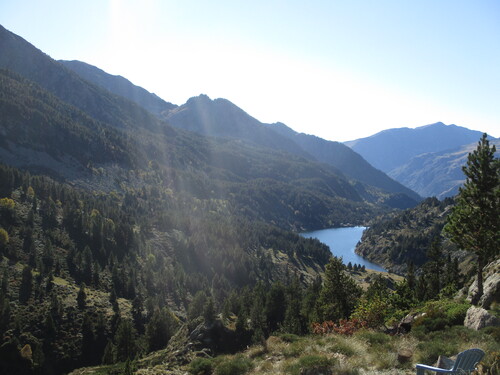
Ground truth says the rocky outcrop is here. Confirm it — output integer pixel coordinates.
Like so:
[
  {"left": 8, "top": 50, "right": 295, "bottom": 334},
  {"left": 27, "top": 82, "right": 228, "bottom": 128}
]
[
  {"left": 464, "top": 306, "right": 499, "bottom": 331},
  {"left": 467, "top": 259, "right": 500, "bottom": 309},
  {"left": 397, "top": 312, "right": 426, "bottom": 333}
]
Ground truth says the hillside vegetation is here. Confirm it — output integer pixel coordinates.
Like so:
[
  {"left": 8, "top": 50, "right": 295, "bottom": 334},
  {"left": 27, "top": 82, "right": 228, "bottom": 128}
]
[{"left": 0, "top": 24, "right": 498, "bottom": 375}]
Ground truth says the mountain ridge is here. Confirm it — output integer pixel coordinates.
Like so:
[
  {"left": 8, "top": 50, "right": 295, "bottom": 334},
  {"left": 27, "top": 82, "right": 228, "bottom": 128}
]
[
  {"left": 345, "top": 122, "right": 496, "bottom": 197},
  {"left": 59, "top": 59, "right": 177, "bottom": 116},
  {"left": 59, "top": 58, "right": 420, "bottom": 207},
  {"left": 267, "top": 122, "right": 421, "bottom": 204},
  {"left": 389, "top": 140, "right": 500, "bottom": 199}
]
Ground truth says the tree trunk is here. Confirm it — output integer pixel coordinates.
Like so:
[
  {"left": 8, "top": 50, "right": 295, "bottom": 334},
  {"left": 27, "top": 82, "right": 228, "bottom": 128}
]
[{"left": 472, "top": 255, "right": 484, "bottom": 306}]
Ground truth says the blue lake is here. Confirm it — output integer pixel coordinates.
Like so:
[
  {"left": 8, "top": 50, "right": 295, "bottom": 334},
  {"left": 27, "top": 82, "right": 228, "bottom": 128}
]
[{"left": 301, "top": 226, "right": 386, "bottom": 272}]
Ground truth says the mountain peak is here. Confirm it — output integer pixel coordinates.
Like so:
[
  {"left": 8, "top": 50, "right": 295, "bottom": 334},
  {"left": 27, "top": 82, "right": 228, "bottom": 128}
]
[
  {"left": 345, "top": 122, "right": 493, "bottom": 194},
  {"left": 187, "top": 93, "right": 212, "bottom": 103}
]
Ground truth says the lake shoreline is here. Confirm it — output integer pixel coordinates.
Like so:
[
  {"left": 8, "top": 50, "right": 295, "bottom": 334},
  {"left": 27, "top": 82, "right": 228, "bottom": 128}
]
[{"left": 301, "top": 226, "right": 386, "bottom": 272}]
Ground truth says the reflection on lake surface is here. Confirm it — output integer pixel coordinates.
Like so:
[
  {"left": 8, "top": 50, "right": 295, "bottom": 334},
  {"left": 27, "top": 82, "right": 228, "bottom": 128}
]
[{"left": 301, "top": 226, "right": 386, "bottom": 272}]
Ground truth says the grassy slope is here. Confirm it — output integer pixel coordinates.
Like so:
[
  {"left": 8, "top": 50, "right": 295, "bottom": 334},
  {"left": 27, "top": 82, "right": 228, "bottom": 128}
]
[{"left": 69, "top": 323, "right": 499, "bottom": 375}]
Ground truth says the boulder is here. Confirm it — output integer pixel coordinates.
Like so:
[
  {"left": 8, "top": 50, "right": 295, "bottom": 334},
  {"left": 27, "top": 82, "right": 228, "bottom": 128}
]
[
  {"left": 397, "top": 312, "right": 426, "bottom": 333},
  {"left": 479, "top": 272, "right": 500, "bottom": 309},
  {"left": 464, "top": 306, "right": 499, "bottom": 330},
  {"left": 467, "top": 259, "right": 500, "bottom": 309}
]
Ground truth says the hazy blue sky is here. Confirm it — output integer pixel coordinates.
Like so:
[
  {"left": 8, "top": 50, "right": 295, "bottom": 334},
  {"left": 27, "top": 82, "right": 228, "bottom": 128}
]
[{"left": 1, "top": 1, "right": 499, "bottom": 141}]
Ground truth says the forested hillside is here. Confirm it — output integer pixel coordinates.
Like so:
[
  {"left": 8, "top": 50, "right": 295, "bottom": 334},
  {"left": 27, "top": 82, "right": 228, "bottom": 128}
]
[
  {"left": 0, "top": 162, "right": 336, "bottom": 373},
  {"left": 0, "top": 25, "right": 402, "bottom": 375},
  {"left": 355, "top": 197, "right": 458, "bottom": 274},
  {"left": 1, "top": 23, "right": 498, "bottom": 375},
  {"left": 60, "top": 60, "right": 420, "bottom": 208}
]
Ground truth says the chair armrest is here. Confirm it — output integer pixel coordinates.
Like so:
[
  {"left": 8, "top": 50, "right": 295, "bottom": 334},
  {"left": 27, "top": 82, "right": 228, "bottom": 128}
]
[{"left": 416, "top": 363, "right": 453, "bottom": 375}]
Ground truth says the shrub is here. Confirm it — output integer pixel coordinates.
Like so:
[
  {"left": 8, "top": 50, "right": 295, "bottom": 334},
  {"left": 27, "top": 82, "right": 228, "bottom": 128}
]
[
  {"left": 351, "top": 296, "right": 391, "bottom": 328},
  {"left": 214, "top": 355, "right": 253, "bottom": 375},
  {"left": 481, "top": 326, "right": 500, "bottom": 342},
  {"left": 412, "top": 300, "right": 469, "bottom": 334},
  {"left": 189, "top": 357, "right": 215, "bottom": 375},
  {"left": 284, "top": 355, "right": 337, "bottom": 375},
  {"left": 278, "top": 333, "right": 300, "bottom": 343},
  {"left": 312, "top": 319, "right": 367, "bottom": 335}
]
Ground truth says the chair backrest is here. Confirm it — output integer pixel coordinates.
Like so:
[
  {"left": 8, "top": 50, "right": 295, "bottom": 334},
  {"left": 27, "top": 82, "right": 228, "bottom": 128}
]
[{"left": 452, "top": 349, "right": 485, "bottom": 372}]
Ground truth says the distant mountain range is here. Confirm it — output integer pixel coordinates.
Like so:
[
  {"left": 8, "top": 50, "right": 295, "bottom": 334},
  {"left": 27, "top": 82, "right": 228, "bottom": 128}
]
[
  {"left": 59, "top": 59, "right": 420, "bottom": 205},
  {"left": 345, "top": 122, "right": 498, "bottom": 198},
  {"left": 389, "top": 140, "right": 500, "bottom": 199},
  {"left": 3, "top": 22, "right": 495, "bottom": 208}
]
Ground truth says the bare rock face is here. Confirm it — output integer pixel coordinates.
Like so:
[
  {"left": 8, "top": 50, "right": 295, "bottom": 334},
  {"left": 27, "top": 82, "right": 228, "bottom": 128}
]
[
  {"left": 464, "top": 306, "right": 499, "bottom": 330},
  {"left": 467, "top": 259, "right": 500, "bottom": 309}
]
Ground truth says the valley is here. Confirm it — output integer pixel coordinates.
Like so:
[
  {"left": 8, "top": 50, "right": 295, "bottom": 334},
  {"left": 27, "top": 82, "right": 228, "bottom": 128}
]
[{"left": 0, "top": 23, "right": 498, "bottom": 375}]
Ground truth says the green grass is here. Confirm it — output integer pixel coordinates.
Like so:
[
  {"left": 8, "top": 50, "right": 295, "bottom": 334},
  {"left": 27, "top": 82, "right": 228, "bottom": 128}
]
[
  {"left": 214, "top": 355, "right": 253, "bottom": 375},
  {"left": 284, "top": 354, "right": 337, "bottom": 375}
]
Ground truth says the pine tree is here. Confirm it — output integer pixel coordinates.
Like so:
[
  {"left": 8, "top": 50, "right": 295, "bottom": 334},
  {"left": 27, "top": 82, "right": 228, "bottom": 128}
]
[
  {"left": 203, "top": 297, "right": 216, "bottom": 324},
  {"left": 19, "top": 265, "right": 33, "bottom": 304},
  {"left": 77, "top": 283, "right": 87, "bottom": 310},
  {"left": 284, "top": 276, "right": 304, "bottom": 335},
  {"left": 81, "top": 314, "right": 96, "bottom": 365},
  {"left": 318, "top": 257, "right": 362, "bottom": 322},
  {"left": 406, "top": 261, "right": 416, "bottom": 292},
  {"left": 114, "top": 319, "right": 138, "bottom": 362},
  {"left": 444, "top": 134, "right": 500, "bottom": 304},
  {"left": 425, "top": 238, "right": 444, "bottom": 299},
  {"left": 101, "top": 340, "right": 115, "bottom": 365},
  {"left": 265, "top": 282, "right": 286, "bottom": 333},
  {"left": 145, "top": 307, "right": 176, "bottom": 352}
]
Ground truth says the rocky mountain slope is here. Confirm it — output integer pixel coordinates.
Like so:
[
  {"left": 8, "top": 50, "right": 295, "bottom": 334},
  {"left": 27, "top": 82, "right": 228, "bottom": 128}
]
[
  {"left": 345, "top": 122, "right": 496, "bottom": 197},
  {"left": 390, "top": 140, "right": 500, "bottom": 199}
]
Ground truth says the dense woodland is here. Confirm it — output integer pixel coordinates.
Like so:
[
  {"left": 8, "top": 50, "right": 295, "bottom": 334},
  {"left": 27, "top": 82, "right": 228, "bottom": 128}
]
[
  {"left": 0, "top": 163, "right": 469, "bottom": 375},
  {"left": 0, "top": 162, "right": 335, "bottom": 374},
  {"left": 355, "top": 197, "right": 460, "bottom": 273}
]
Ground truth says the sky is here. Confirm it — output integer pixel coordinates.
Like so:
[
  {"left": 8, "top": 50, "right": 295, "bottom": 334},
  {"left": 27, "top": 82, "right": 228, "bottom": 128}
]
[{"left": 1, "top": 1, "right": 499, "bottom": 142}]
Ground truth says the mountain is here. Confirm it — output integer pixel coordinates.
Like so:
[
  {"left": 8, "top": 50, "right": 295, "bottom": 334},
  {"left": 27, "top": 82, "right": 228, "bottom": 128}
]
[
  {"left": 0, "top": 25, "right": 404, "bottom": 230},
  {"left": 164, "top": 94, "right": 311, "bottom": 158},
  {"left": 59, "top": 59, "right": 177, "bottom": 116},
  {"left": 0, "top": 26, "right": 378, "bottom": 374},
  {"left": 0, "top": 70, "right": 380, "bottom": 230},
  {"left": 57, "top": 58, "right": 420, "bottom": 208},
  {"left": 0, "top": 24, "right": 169, "bottom": 134},
  {"left": 164, "top": 95, "right": 419, "bottom": 207},
  {"left": 345, "top": 122, "right": 490, "bottom": 175},
  {"left": 0, "top": 25, "right": 496, "bottom": 375},
  {"left": 267, "top": 122, "right": 421, "bottom": 204},
  {"left": 390, "top": 140, "right": 500, "bottom": 199}
]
